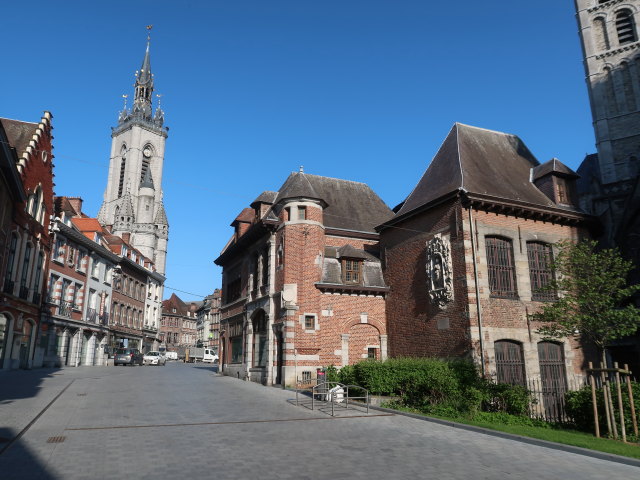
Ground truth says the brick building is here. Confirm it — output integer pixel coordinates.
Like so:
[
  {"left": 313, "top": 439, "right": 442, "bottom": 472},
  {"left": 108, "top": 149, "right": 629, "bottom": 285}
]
[
  {"left": 0, "top": 113, "right": 54, "bottom": 370},
  {"left": 160, "top": 293, "right": 198, "bottom": 355},
  {"left": 378, "top": 123, "right": 596, "bottom": 388},
  {"left": 215, "top": 171, "right": 392, "bottom": 386}
]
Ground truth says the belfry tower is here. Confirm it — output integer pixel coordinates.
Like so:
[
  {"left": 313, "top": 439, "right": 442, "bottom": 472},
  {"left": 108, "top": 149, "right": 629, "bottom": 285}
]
[
  {"left": 575, "top": 1, "right": 640, "bottom": 246},
  {"left": 98, "top": 29, "right": 169, "bottom": 273}
]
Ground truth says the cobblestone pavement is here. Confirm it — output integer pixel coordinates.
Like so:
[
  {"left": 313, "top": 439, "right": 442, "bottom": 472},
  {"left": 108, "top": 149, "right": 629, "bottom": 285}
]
[{"left": 0, "top": 362, "right": 638, "bottom": 479}]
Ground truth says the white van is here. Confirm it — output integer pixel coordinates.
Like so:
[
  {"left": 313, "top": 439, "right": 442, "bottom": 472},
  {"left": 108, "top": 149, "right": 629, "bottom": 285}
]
[
  {"left": 165, "top": 351, "right": 178, "bottom": 361},
  {"left": 203, "top": 349, "right": 218, "bottom": 363}
]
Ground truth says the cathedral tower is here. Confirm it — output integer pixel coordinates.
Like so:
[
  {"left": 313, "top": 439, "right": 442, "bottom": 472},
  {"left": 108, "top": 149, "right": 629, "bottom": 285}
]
[
  {"left": 575, "top": 0, "right": 640, "bottom": 243},
  {"left": 98, "top": 31, "right": 169, "bottom": 273}
]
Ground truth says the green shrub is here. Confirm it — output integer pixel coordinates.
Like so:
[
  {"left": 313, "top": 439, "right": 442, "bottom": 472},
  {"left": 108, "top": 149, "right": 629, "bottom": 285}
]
[
  {"left": 481, "top": 381, "right": 532, "bottom": 416},
  {"left": 565, "top": 380, "right": 640, "bottom": 435}
]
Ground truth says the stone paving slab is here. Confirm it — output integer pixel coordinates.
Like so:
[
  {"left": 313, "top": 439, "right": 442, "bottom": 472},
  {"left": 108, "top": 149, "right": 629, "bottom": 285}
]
[{"left": 0, "top": 362, "right": 638, "bottom": 479}]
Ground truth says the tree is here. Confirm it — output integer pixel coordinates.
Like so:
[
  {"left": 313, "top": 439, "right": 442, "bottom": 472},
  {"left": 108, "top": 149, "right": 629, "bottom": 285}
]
[{"left": 530, "top": 240, "right": 640, "bottom": 366}]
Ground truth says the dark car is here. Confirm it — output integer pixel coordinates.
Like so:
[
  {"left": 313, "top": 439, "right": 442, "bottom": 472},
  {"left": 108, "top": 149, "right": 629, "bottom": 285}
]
[{"left": 114, "top": 348, "right": 143, "bottom": 366}]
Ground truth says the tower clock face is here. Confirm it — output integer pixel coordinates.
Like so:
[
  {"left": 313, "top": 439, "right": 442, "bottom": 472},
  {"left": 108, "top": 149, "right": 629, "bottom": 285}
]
[{"left": 143, "top": 146, "right": 152, "bottom": 158}]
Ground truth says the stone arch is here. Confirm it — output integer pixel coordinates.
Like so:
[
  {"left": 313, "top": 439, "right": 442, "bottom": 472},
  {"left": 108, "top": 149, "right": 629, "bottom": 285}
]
[
  {"left": 593, "top": 16, "right": 610, "bottom": 52},
  {"left": 346, "top": 323, "right": 382, "bottom": 365},
  {"left": 0, "top": 311, "right": 15, "bottom": 369}
]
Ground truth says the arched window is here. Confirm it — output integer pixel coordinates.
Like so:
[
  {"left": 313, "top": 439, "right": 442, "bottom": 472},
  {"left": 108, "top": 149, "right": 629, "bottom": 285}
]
[
  {"left": 485, "top": 236, "right": 518, "bottom": 298},
  {"left": 603, "top": 66, "right": 618, "bottom": 116},
  {"left": 32, "top": 251, "right": 44, "bottom": 304},
  {"left": 118, "top": 144, "right": 127, "bottom": 197},
  {"left": 621, "top": 62, "right": 636, "bottom": 111},
  {"left": 526, "top": 242, "right": 555, "bottom": 301},
  {"left": 538, "top": 341, "right": 568, "bottom": 421},
  {"left": 494, "top": 340, "right": 526, "bottom": 386},
  {"left": 3, "top": 234, "right": 18, "bottom": 293},
  {"left": 593, "top": 17, "right": 610, "bottom": 51},
  {"left": 616, "top": 10, "right": 637, "bottom": 45},
  {"left": 19, "top": 243, "right": 32, "bottom": 299}
]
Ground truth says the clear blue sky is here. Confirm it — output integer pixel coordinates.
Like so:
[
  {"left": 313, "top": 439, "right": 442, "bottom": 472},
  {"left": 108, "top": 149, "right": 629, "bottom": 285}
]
[{"left": 1, "top": 1, "right": 594, "bottom": 301}]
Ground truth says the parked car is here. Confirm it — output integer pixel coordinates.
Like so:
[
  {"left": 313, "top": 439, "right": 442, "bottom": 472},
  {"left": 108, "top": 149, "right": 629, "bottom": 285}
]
[
  {"left": 114, "top": 348, "right": 143, "bottom": 366},
  {"left": 143, "top": 351, "right": 166, "bottom": 366},
  {"left": 164, "top": 351, "right": 178, "bottom": 361}
]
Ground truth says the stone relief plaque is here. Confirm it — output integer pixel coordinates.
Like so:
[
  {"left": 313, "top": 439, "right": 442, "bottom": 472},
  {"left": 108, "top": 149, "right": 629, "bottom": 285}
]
[{"left": 426, "top": 234, "right": 454, "bottom": 308}]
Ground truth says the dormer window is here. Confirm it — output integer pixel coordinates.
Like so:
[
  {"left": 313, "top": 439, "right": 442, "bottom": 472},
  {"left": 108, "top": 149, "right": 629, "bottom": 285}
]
[{"left": 342, "top": 259, "right": 362, "bottom": 284}]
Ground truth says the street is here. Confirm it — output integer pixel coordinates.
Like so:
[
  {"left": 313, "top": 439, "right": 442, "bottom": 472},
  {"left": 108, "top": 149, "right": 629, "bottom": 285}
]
[{"left": 0, "top": 363, "right": 638, "bottom": 479}]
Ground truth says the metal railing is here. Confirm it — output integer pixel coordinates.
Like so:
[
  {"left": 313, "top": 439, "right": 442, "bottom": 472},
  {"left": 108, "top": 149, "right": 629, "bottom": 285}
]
[
  {"left": 18, "top": 285, "right": 29, "bottom": 300},
  {"left": 295, "top": 381, "right": 370, "bottom": 416},
  {"left": 86, "top": 308, "right": 98, "bottom": 323},
  {"left": 57, "top": 300, "right": 73, "bottom": 318}
]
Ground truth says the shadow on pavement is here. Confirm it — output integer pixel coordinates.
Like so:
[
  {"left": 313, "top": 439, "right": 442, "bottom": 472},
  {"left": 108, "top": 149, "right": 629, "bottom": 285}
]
[
  {"left": 0, "top": 367, "right": 62, "bottom": 405},
  {"left": 0, "top": 427, "right": 59, "bottom": 480}
]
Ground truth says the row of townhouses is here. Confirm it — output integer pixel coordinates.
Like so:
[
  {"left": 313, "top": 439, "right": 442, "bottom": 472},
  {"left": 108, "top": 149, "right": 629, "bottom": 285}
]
[{"left": 1, "top": 36, "right": 171, "bottom": 370}]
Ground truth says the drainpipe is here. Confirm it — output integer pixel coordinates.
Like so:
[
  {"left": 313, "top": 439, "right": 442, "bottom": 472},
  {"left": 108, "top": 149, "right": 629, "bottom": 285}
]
[{"left": 467, "top": 205, "right": 486, "bottom": 377}]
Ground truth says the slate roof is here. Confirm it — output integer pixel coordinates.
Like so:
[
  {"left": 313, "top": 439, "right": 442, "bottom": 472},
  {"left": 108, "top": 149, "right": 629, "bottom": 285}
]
[
  {"left": 532, "top": 158, "right": 578, "bottom": 181},
  {"left": 0, "top": 118, "right": 37, "bottom": 156},
  {"left": 251, "top": 191, "right": 278, "bottom": 207},
  {"left": 273, "top": 172, "right": 393, "bottom": 233},
  {"left": 320, "top": 244, "right": 386, "bottom": 288}
]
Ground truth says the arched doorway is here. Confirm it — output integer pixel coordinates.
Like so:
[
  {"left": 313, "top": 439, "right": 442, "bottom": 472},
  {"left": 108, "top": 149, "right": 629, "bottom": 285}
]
[
  {"left": 0, "top": 313, "right": 11, "bottom": 369},
  {"left": 18, "top": 319, "right": 34, "bottom": 369}
]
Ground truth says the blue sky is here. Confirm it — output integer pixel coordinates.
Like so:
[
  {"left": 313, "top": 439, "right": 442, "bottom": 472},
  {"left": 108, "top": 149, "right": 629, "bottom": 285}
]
[{"left": 1, "top": 1, "right": 594, "bottom": 301}]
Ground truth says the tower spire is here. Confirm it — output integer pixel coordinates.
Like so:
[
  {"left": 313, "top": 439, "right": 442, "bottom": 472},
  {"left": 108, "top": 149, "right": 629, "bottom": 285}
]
[{"left": 132, "top": 26, "right": 154, "bottom": 120}]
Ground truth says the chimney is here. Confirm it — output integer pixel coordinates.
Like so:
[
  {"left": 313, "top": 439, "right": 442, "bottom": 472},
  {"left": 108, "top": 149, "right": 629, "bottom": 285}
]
[{"left": 67, "top": 197, "right": 83, "bottom": 216}]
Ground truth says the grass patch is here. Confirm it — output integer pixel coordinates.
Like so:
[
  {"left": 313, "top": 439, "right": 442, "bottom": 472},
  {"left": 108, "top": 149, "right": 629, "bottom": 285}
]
[{"left": 385, "top": 404, "right": 640, "bottom": 460}]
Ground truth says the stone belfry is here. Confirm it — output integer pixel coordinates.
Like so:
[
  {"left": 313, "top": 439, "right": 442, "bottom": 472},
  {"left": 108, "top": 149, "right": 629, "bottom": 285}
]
[
  {"left": 98, "top": 28, "right": 169, "bottom": 273},
  {"left": 575, "top": 0, "right": 640, "bottom": 245}
]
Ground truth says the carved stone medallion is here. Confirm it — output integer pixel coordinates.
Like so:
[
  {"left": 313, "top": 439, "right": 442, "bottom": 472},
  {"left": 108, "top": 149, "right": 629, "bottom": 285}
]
[{"left": 426, "top": 234, "right": 454, "bottom": 308}]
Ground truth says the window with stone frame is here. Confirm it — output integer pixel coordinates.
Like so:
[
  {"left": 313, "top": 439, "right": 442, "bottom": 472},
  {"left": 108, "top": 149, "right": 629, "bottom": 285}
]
[
  {"left": 66, "top": 244, "right": 76, "bottom": 266},
  {"left": 526, "top": 242, "right": 556, "bottom": 301},
  {"left": 616, "top": 9, "right": 637, "bottom": 45},
  {"left": 54, "top": 238, "right": 65, "bottom": 263},
  {"left": 485, "top": 236, "right": 518, "bottom": 298},
  {"left": 367, "top": 347, "right": 377, "bottom": 359},
  {"left": 342, "top": 258, "right": 362, "bottom": 284},
  {"left": 494, "top": 340, "right": 526, "bottom": 387},
  {"left": 304, "top": 314, "right": 316, "bottom": 330},
  {"left": 297, "top": 206, "right": 307, "bottom": 220},
  {"left": 225, "top": 277, "right": 242, "bottom": 303}
]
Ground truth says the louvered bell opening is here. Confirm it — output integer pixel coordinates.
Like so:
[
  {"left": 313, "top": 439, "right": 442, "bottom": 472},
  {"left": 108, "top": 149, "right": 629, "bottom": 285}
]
[{"left": 617, "top": 12, "right": 637, "bottom": 45}]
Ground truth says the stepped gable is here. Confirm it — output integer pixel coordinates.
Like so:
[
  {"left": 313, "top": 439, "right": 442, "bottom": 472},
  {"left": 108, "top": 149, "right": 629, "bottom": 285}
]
[
  {"left": 1, "top": 112, "right": 52, "bottom": 174},
  {"left": 395, "top": 123, "right": 559, "bottom": 219},
  {"left": 274, "top": 172, "right": 393, "bottom": 233}
]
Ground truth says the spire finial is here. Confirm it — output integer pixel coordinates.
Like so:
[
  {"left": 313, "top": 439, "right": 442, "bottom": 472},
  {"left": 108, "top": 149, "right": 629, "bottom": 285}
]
[
  {"left": 122, "top": 94, "right": 128, "bottom": 110},
  {"left": 156, "top": 93, "right": 162, "bottom": 110},
  {"left": 299, "top": 165, "right": 304, "bottom": 173},
  {"left": 146, "top": 24, "right": 153, "bottom": 44}
]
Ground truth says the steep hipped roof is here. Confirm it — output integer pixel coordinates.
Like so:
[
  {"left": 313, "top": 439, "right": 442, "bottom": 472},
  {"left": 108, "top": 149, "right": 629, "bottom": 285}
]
[
  {"left": 232, "top": 208, "right": 254, "bottom": 226},
  {"left": 395, "top": 123, "right": 560, "bottom": 218},
  {"left": 274, "top": 172, "right": 393, "bottom": 233}
]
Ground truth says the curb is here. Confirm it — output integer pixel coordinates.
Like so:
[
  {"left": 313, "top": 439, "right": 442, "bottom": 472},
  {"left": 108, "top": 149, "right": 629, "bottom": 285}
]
[{"left": 367, "top": 404, "right": 640, "bottom": 469}]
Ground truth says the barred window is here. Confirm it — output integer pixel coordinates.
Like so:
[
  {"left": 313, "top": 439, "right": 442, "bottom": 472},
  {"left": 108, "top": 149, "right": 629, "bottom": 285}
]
[
  {"left": 495, "top": 340, "right": 526, "bottom": 386},
  {"left": 527, "top": 242, "right": 555, "bottom": 301},
  {"left": 485, "top": 236, "right": 518, "bottom": 298}
]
